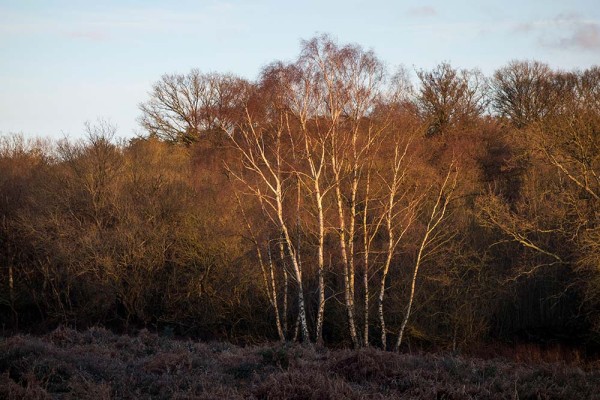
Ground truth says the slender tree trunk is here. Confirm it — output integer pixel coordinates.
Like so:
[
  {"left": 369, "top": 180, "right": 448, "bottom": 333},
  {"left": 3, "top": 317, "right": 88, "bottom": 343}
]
[
  {"left": 286, "top": 178, "right": 310, "bottom": 343},
  {"left": 362, "top": 168, "right": 374, "bottom": 347},
  {"left": 315, "top": 190, "right": 326, "bottom": 345},
  {"left": 283, "top": 270, "right": 289, "bottom": 338},
  {"left": 301, "top": 119, "right": 328, "bottom": 346},
  {"left": 279, "top": 199, "right": 311, "bottom": 343},
  {"left": 348, "top": 126, "right": 362, "bottom": 345},
  {"left": 237, "top": 193, "right": 285, "bottom": 341},
  {"left": 378, "top": 214, "right": 394, "bottom": 350},
  {"left": 334, "top": 180, "right": 359, "bottom": 348},
  {"left": 348, "top": 170, "right": 359, "bottom": 304},
  {"left": 230, "top": 117, "right": 311, "bottom": 344},
  {"left": 267, "top": 246, "right": 285, "bottom": 341},
  {"left": 279, "top": 237, "right": 289, "bottom": 338},
  {"left": 395, "top": 165, "right": 456, "bottom": 351},
  {"left": 395, "top": 237, "right": 425, "bottom": 351},
  {"left": 362, "top": 202, "right": 370, "bottom": 346},
  {"left": 293, "top": 314, "right": 301, "bottom": 343},
  {"left": 377, "top": 142, "right": 413, "bottom": 350}
]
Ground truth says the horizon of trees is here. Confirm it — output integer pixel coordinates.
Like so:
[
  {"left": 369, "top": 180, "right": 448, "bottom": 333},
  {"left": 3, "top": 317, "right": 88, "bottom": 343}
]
[{"left": 1, "top": 35, "right": 598, "bottom": 352}]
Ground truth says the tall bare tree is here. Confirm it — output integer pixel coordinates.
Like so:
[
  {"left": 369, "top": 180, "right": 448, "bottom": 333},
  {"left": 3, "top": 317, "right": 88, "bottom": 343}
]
[
  {"left": 300, "top": 35, "right": 387, "bottom": 347},
  {"left": 417, "top": 63, "right": 488, "bottom": 136},
  {"left": 228, "top": 106, "right": 311, "bottom": 343},
  {"left": 491, "top": 61, "right": 560, "bottom": 128},
  {"left": 139, "top": 70, "right": 250, "bottom": 144},
  {"left": 376, "top": 140, "right": 421, "bottom": 349},
  {"left": 395, "top": 161, "right": 459, "bottom": 350}
]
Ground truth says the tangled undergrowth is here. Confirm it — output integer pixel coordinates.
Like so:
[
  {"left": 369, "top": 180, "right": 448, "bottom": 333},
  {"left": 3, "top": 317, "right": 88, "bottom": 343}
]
[{"left": 1, "top": 327, "right": 599, "bottom": 399}]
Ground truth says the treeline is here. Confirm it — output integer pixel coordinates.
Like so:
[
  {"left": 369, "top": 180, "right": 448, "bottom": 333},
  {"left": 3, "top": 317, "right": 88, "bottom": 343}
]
[{"left": 1, "top": 36, "right": 598, "bottom": 352}]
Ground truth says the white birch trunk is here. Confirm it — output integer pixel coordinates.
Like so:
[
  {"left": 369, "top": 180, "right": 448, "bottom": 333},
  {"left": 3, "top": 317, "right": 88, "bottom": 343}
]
[
  {"left": 395, "top": 164, "right": 457, "bottom": 351},
  {"left": 279, "top": 237, "right": 289, "bottom": 338},
  {"left": 267, "top": 246, "right": 285, "bottom": 341},
  {"left": 315, "top": 188, "right": 326, "bottom": 344},
  {"left": 362, "top": 184, "right": 370, "bottom": 346}
]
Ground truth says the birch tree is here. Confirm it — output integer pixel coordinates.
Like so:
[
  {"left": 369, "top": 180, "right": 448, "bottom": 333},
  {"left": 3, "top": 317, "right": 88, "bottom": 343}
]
[
  {"left": 300, "top": 35, "right": 387, "bottom": 347},
  {"left": 236, "top": 192, "right": 285, "bottom": 341},
  {"left": 263, "top": 60, "right": 332, "bottom": 344},
  {"left": 395, "top": 161, "right": 459, "bottom": 351},
  {"left": 228, "top": 106, "right": 311, "bottom": 343},
  {"left": 376, "top": 140, "right": 421, "bottom": 349}
]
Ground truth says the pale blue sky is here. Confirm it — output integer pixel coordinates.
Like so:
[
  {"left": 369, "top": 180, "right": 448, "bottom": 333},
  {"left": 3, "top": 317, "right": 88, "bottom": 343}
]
[{"left": 1, "top": 0, "right": 599, "bottom": 139}]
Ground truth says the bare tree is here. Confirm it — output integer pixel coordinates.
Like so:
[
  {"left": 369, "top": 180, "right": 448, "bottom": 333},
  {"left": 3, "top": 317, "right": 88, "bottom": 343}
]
[
  {"left": 139, "top": 70, "right": 250, "bottom": 144},
  {"left": 228, "top": 107, "right": 311, "bottom": 343},
  {"left": 481, "top": 68, "right": 600, "bottom": 332},
  {"left": 236, "top": 192, "right": 285, "bottom": 341},
  {"left": 0, "top": 134, "right": 51, "bottom": 327},
  {"left": 417, "top": 63, "right": 488, "bottom": 136},
  {"left": 301, "top": 35, "right": 387, "bottom": 347},
  {"left": 375, "top": 140, "right": 421, "bottom": 349},
  {"left": 395, "top": 161, "right": 459, "bottom": 351},
  {"left": 491, "top": 61, "right": 560, "bottom": 128},
  {"left": 262, "top": 60, "right": 333, "bottom": 344}
]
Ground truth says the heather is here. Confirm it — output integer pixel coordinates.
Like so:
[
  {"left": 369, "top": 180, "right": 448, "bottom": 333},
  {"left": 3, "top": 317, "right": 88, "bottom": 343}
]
[{"left": 2, "top": 327, "right": 599, "bottom": 399}]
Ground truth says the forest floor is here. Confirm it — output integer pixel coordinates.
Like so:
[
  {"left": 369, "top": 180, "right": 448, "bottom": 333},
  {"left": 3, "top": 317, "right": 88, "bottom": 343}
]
[{"left": 1, "top": 327, "right": 600, "bottom": 399}]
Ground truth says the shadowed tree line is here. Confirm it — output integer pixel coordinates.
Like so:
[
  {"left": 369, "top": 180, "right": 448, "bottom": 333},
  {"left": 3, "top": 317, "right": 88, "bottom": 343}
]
[{"left": 1, "top": 36, "right": 599, "bottom": 353}]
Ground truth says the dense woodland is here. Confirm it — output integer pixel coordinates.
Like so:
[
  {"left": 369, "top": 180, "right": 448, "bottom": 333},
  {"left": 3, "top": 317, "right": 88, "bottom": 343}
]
[{"left": 1, "top": 36, "right": 599, "bottom": 353}]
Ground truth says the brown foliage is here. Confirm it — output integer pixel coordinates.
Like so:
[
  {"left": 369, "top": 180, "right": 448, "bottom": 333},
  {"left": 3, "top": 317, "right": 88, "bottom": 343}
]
[{"left": 1, "top": 36, "right": 600, "bottom": 356}]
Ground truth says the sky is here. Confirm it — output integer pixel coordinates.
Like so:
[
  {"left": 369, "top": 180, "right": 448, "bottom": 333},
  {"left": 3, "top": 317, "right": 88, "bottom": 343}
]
[{"left": 1, "top": 0, "right": 599, "bottom": 140}]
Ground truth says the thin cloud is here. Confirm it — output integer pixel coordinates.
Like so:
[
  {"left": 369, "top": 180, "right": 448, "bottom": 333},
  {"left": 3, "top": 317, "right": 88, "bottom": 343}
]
[
  {"left": 553, "top": 12, "right": 581, "bottom": 24},
  {"left": 512, "top": 22, "right": 533, "bottom": 34},
  {"left": 557, "top": 23, "right": 600, "bottom": 50},
  {"left": 512, "top": 12, "right": 600, "bottom": 52},
  {"left": 64, "top": 30, "right": 109, "bottom": 41},
  {"left": 0, "top": 5, "right": 246, "bottom": 37},
  {"left": 407, "top": 6, "right": 437, "bottom": 17}
]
